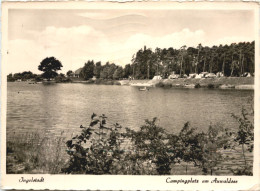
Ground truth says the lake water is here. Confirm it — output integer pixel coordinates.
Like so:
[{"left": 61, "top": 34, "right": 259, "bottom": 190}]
[{"left": 7, "top": 82, "right": 253, "bottom": 140}]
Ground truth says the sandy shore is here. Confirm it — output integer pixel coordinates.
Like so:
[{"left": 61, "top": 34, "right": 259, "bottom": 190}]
[{"left": 119, "top": 77, "right": 254, "bottom": 90}]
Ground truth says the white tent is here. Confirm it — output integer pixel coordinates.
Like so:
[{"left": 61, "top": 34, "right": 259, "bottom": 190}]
[{"left": 153, "top": 75, "right": 162, "bottom": 80}]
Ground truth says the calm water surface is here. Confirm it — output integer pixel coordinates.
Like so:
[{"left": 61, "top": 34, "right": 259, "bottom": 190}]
[{"left": 7, "top": 82, "right": 253, "bottom": 139}]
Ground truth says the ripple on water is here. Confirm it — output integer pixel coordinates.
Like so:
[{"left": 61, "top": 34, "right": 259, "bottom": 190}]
[{"left": 7, "top": 82, "right": 253, "bottom": 138}]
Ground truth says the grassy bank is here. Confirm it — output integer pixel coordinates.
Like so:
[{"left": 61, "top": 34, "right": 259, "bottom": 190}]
[
  {"left": 7, "top": 131, "right": 68, "bottom": 174},
  {"left": 70, "top": 78, "right": 121, "bottom": 85}
]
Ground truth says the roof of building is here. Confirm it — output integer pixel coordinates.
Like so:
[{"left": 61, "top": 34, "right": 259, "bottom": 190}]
[{"left": 75, "top": 68, "right": 83, "bottom": 75}]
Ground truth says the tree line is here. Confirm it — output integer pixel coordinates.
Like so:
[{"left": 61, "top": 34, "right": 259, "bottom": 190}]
[
  {"left": 78, "top": 41, "right": 254, "bottom": 80},
  {"left": 7, "top": 41, "right": 255, "bottom": 82},
  {"left": 7, "top": 71, "right": 40, "bottom": 82},
  {"left": 7, "top": 57, "right": 66, "bottom": 82},
  {"left": 77, "top": 60, "right": 125, "bottom": 80}
]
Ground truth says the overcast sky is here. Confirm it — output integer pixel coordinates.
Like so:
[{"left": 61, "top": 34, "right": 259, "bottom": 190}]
[{"left": 7, "top": 9, "right": 255, "bottom": 74}]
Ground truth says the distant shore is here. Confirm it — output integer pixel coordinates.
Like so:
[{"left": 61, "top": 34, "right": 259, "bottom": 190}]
[
  {"left": 11, "top": 77, "right": 254, "bottom": 90},
  {"left": 70, "top": 77, "right": 254, "bottom": 90},
  {"left": 121, "top": 77, "right": 254, "bottom": 90}
]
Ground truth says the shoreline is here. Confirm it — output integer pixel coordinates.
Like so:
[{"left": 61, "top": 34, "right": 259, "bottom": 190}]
[
  {"left": 120, "top": 77, "right": 254, "bottom": 90},
  {"left": 11, "top": 77, "right": 254, "bottom": 90}
]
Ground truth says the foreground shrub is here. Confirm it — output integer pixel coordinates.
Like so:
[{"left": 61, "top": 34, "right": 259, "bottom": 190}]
[
  {"left": 63, "top": 113, "right": 247, "bottom": 175},
  {"left": 62, "top": 114, "right": 127, "bottom": 174},
  {"left": 230, "top": 97, "right": 254, "bottom": 175},
  {"left": 8, "top": 99, "right": 253, "bottom": 175},
  {"left": 124, "top": 118, "right": 173, "bottom": 174},
  {"left": 196, "top": 124, "right": 231, "bottom": 175},
  {"left": 171, "top": 122, "right": 230, "bottom": 175}
]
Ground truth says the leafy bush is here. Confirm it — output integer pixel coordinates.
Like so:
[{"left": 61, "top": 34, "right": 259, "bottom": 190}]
[
  {"left": 8, "top": 100, "right": 253, "bottom": 175},
  {"left": 62, "top": 114, "right": 127, "bottom": 174},
  {"left": 55, "top": 75, "right": 72, "bottom": 83},
  {"left": 155, "top": 81, "right": 165, "bottom": 87},
  {"left": 207, "top": 83, "right": 215, "bottom": 89},
  {"left": 124, "top": 118, "right": 173, "bottom": 174},
  {"left": 195, "top": 83, "right": 201, "bottom": 88},
  {"left": 171, "top": 122, "right": 230, "bottom": 175},
  {"left": 230, "top": 97, "right": 254, "bottom": 175},
  {"left": 196, "top": 124, "right": 231, "bottom": 175},
  {"left": 63, "top": 114, "right": 243, "bottom": 175}
]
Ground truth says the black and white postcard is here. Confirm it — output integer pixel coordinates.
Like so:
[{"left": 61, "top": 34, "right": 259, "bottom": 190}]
[{"left": 1, "top": 1, "right": 260, "bottom": 190}]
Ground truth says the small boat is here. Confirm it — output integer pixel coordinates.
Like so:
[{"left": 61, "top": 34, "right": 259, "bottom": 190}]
[{"left": 139, "top": 87, "right": 149, "bottom": 91}]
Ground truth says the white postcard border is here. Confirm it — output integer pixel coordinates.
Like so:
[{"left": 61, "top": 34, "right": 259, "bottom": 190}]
[{"left": 1, "top": 2, "right": 260, "bottom": 190}]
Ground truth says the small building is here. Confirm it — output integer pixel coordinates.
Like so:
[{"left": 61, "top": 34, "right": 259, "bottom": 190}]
[
  {"left": 199, "top": 72, "right": 209, "bottom": 78},
  {"left": 205, "top": 73, "right": 216, "bottom": 78},
  {"left": 168, "top": 74, "right": 179, "bottom": 79},
  {"left": 242, "top": 72, "right": 251, "bottom": 77},
  {"left": 168, "top": 72, "right": 179, "bottom": 79},
  {"left": 216, "top": 72, "right": 224, "bottom": 78},
  {"left": 183, "top": 74, "right": 188, "bottom": 78},
  {"left": 195, "top": 74, "right": 202, "bottom": 79}
]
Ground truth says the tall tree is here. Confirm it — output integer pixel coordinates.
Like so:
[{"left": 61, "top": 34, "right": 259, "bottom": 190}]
[
  {"left": 94, "top": 61, "right": 102, "bottom": 78},
  {"left": 134, "top": 42, "right": 254, "bottom": 78},
  {"left": 113, "top": 66, "right": 124, "bottom": 80},
  {"left": 123, "top": 64, "right": 132, "bottom": 78},
  {"left": 222, "top": 53, "right": 226, "bottom": 76},
  {"left": 196, "top": 44, "right": 202, "bottom": 74},
  {"left": 179, "top": 46, "right": 187, "bottom": 76},
  {"left": 66, "top": 70, "right": 73, "bottom": 76},
  {"left": 38, "top": 57, "right": 63, "bottom": 81},
  {"left": 80, "top": 60, "right": 95, "bottom": 80}
]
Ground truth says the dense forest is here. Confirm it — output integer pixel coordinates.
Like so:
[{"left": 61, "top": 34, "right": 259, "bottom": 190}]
[{"left": 78, "top": 41, "right": 254, "bottom": 80}]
